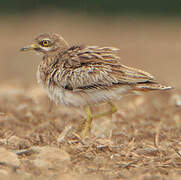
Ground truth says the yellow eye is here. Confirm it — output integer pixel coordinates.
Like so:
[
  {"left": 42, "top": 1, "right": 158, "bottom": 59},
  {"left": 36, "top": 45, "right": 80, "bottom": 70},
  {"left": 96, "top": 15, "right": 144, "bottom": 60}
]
[{"left": 40, "top": 40, "right": 51, "bottom": 47}]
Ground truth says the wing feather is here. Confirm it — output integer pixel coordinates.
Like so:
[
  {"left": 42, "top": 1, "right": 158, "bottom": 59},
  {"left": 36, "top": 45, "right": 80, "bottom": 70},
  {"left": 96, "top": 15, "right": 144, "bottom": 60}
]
[{"left": 54, "top": 45, "right": 157, "bottom": 92}]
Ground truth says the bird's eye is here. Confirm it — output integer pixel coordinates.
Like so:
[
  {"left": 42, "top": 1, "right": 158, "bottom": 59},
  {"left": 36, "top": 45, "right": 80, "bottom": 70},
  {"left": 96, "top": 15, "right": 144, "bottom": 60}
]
[{"left": 40, "top": 40, "right": 51, "bottom": 47}]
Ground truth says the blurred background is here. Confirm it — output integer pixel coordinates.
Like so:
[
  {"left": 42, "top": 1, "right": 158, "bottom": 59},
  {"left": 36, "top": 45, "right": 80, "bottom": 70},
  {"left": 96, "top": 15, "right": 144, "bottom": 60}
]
[{"left": 1, "top": 0, "right": 181, "bottom": 88}]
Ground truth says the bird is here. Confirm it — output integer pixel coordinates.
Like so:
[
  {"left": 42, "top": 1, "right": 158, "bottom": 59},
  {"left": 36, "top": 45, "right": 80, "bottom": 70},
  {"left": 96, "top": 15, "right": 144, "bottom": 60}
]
[{"left": 20, "top": 33, "right": 173, "bottom": 137}]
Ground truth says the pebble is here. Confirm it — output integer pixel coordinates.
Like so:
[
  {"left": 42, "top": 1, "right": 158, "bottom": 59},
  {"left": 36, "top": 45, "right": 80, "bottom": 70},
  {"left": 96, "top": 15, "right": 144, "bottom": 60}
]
[
  {"left": 0, "top": 147, "right": 20, "bottom": 167},
  {"left": 32, "top": 146, "right": 70, "bottom": 169}
]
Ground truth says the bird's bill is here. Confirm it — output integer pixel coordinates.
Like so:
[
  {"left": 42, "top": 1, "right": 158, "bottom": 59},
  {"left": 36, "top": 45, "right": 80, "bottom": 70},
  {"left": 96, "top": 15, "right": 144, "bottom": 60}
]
[{"left": 20, "top": 44, "right": 38, "bottom": 52}]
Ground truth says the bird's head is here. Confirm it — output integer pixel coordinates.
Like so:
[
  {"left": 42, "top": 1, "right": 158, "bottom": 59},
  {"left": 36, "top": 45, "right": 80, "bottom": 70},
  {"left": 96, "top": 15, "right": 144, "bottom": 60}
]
[{"left": 20, "top": 33, "right": 69, "bottom": 55}]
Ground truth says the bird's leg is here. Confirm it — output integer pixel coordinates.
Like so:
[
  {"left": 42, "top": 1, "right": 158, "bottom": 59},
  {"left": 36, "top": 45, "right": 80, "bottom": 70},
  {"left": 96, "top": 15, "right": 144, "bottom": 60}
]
[
  {"left": 80, "top": 105, "right": 93, "bottom": 137},
  {"left": 81, "top": 105, "right": 93, "bottom": 137},
  {"left": 93, "top": 102, "right": 117, "bottom": 119},
  {"left": 77, "top": 102, "right": 117, "bottom": 137}
]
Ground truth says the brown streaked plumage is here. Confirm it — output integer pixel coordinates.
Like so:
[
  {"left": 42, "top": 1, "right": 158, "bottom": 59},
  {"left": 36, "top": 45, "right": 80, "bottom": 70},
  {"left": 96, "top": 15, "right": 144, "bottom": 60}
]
[{"left": 20, "top": 33, "right": 172, "bottom": 137}]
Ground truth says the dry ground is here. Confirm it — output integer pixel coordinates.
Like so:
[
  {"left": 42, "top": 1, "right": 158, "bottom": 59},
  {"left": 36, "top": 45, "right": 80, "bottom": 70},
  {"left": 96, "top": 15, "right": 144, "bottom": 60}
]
[{"left": 0, "top": 13, "right": 181, "bottom": 179}]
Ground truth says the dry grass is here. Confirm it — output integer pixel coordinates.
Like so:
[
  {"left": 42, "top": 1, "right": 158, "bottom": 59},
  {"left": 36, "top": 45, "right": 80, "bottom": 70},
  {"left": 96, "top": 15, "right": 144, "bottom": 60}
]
[
  {"left": 0, "top": 83, "right": 180, "bottom": 180},
  {"left": 0, "top": 13, "right": 181, "bottom": 179}
]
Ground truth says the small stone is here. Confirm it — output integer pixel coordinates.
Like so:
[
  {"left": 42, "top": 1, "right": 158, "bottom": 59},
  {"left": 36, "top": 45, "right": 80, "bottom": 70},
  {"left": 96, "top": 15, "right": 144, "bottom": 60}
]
[
  {"left": 33, "top": 159, "right": 51, "bottom": 168},
  {"left": 33, "top": 146, "right": 70, "bottom": 169},
  {"left": 0, "top": 148, "right": 20, "bottom": 167}
]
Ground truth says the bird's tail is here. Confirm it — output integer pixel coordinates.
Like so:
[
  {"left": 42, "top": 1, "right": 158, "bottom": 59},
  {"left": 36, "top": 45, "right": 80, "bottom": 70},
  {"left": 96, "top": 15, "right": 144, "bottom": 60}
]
[{"left": 133, "top": 82, "right": 173, "bottom": 91}]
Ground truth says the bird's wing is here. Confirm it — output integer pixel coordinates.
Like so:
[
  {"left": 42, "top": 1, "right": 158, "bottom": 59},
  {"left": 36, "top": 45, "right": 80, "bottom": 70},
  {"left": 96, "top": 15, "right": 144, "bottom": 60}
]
[{"left": 56, "top": 45, "right": 156, "bottom": 91}]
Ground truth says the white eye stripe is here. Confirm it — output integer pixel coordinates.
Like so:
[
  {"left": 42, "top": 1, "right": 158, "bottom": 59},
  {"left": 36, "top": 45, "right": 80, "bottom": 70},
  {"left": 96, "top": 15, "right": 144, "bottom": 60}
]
[{"left": 41, "top": 47, "right": 52, "bottom": 51}]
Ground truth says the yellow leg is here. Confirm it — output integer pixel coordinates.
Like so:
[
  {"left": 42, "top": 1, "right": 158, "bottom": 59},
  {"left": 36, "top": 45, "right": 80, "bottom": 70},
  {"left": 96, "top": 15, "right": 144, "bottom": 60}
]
[
  {"left": 81, "top": 105, "right": 93, "bottom": 137},
  {"left": 93, "top": 102, "right": 117, "bottom": 119},
  {"left": 78, "top": 102, "right": 117, "bottom": 137}
]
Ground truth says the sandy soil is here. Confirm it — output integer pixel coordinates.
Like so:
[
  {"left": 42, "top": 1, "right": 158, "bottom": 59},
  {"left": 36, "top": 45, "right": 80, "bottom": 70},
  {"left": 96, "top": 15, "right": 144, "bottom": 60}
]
[{"left": 0, "top": 13, "right": 181, "bottom": 179}]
